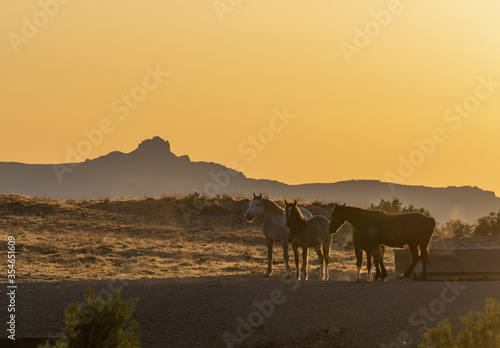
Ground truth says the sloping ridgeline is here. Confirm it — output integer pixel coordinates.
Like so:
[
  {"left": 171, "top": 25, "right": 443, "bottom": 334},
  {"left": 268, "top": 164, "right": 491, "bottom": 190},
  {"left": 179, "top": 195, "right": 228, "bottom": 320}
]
[{"left": 1, "top": 137, "right": 499, "bottom": 223}]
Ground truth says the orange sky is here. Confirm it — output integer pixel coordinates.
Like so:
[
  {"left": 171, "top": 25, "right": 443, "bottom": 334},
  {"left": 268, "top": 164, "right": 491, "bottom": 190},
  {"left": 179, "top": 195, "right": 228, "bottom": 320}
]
[{"left": 1, "top": 1, "right": 500, "bottom": 194}]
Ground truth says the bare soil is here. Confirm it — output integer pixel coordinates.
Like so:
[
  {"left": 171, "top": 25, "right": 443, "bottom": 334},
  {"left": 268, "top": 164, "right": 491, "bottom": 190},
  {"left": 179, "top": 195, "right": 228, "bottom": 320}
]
[{"left": 8, "top": 276, "right": 500, "bottom": 347}]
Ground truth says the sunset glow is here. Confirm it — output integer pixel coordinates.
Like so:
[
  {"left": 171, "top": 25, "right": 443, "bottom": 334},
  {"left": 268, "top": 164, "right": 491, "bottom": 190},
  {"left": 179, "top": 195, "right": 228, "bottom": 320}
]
[{"left": 2, "top": 1, "right": 500, "bottom": 193}]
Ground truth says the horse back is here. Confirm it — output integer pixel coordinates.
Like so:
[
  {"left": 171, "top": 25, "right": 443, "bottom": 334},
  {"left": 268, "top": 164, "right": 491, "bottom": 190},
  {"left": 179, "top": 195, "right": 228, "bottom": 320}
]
[
  {"left": 308, "top": 215, "right": 330, "bottom": 230},
  {"left": 290, "top": 215, "right": 330, "bottom": 247},
  {"left": 376, "top": 212, "right": 435, "bottom": 246},
  {"left": 299, "top": 207, "right": 313, "bottom": 220},
  {"left": 305, "top": 215, "right": 330, "bottom": 243}
]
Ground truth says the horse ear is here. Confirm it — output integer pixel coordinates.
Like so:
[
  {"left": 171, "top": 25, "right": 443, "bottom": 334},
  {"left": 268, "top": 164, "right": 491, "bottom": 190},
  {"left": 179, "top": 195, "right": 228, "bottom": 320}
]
[
  {"left": 284, "top": 199, "right": 288, "bottom": 206},
  {"left": 342, "top": 203, "right": 346, "bottom": 207},
  {"left": 293, "top": 200, "right": 297, "bottom": 206},
  {"left": 259, "top": 193, "right": 263, "bottom": 198},
  {"left": 252, "top": 192, "right": 256, "bottom": 199}
]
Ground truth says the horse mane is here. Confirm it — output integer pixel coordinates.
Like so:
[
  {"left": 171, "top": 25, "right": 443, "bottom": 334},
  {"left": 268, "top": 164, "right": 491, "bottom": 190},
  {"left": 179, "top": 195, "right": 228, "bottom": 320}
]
[{"left": 262, "top": 198, "right": 285, "bottom": 216}]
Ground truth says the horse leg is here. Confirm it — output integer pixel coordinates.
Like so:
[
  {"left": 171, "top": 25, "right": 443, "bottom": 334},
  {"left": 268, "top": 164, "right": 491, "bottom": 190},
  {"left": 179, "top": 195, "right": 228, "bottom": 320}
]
[
  {"left": 323, "top": 238, "right": 330, "bottom": 281},
  {"left": 374, "top": 258, "right": 381, "bottom": 280},
  {"left": 354, "top": 246, "right": 363, "bottom": 280},
  {"left": 373, "top": 247, "right": 381, "bottom": 280},
  {"left": 282, "top": 237, "right": 292, "bottom": 279},
  {"left": 264, "top": 239, "right": 274, "bottom": 278},
  {"left": 315, "top": 245, "right": 324, "bottom": 281},
  {"left": 402, "top": 244, "right": 420, "bottom": 279},
  {"left": 420, "top": 246, "right": 429, "bottom": 281},
  {"left": 366, "top": 249, "right": 373, "bottom": 281},
  {"left": 372, "top": 245, "right": 386, "bottom": 280},
  {"left": 372, "top": 245, "right": 381, "bottom": 280},
  {"left": 380, "top": 245, "right": 387, "bottom": 279},
  {"left": 292, "top": 243, "right": 300, "bottom": 279},
  {"left": 301, "top": 247, "right": 309, "bottom": 280}
]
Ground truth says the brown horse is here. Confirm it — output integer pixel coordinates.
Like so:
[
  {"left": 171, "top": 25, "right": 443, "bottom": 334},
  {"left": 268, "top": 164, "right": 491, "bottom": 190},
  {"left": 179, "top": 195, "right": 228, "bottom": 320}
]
[
  {"left": 329, "top": 203, "right": 436, "bottom": 280},
  {"left": 353, "top": 227, "right": 386, "bottom": 281},
  {"left": 285, "top": 200, "right": 331, "bottom": 280}
]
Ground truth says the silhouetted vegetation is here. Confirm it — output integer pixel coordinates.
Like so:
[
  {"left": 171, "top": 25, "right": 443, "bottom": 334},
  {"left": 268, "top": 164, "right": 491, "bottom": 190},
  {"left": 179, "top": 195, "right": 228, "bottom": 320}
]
[
  {"left": 180, "top": 192, "right": 233, "bottom": 212},
  {"left": 39, "top": 288, "right": 141, "bottom": 348},
  {"left": 369, "top": 198, "right": 432, "bottom": 217},
  {"left": 439, "top": 210, "right": 500, "bottom": 238},
  {"left": 419, "top": 298, "right": 500, "bottom": 348},
  {"left": 474, "top": 211, "right": 500, "bottom": 236},
  {"left": 442, "top": 219, "right": 474, "bottom": 238}
]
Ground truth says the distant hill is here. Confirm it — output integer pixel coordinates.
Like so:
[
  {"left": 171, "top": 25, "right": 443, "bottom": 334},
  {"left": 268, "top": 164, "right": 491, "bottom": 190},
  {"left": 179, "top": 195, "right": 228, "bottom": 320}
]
[{"left": 1, "top": 136, "right": 499, "bottom": 223}]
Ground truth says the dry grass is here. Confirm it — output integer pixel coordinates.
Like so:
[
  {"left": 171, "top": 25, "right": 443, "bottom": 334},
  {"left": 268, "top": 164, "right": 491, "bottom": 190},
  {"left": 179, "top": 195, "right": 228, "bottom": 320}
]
[{"left": 0, "top": 194, "right": 497, "bottom": 282}]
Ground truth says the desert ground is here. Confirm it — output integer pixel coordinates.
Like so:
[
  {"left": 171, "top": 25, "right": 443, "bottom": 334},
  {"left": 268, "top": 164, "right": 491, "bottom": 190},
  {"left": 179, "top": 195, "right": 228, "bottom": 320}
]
[{"left": 1, "top": 194, "right": 499, "bottom": 347}]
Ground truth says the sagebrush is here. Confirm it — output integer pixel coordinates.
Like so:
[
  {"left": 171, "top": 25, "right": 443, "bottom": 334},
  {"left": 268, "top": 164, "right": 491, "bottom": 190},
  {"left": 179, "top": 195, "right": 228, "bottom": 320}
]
[
  {"left": 39, "top": 287, "right": 141, "bottom": 348},
  {"left": 419, "top": 298, "right": 500, "bottom": 348}
]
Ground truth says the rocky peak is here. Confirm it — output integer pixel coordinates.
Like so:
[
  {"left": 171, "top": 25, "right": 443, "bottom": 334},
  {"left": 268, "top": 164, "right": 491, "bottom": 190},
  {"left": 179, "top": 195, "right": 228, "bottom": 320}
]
[{"left": 134, "top": 136, "right": 174, "bottom": 156}]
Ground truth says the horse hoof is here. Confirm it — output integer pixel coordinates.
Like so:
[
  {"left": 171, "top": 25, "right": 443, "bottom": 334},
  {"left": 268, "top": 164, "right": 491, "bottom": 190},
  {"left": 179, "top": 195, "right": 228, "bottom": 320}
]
[{"left": 264, "top": 272, "right": 272, "bottom": 278}]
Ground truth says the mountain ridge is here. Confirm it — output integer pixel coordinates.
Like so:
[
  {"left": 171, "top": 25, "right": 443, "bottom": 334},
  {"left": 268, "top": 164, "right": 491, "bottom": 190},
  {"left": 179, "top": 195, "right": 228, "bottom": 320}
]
[{"left": 1, "top": 136, "right": 498, "bottom": 223}]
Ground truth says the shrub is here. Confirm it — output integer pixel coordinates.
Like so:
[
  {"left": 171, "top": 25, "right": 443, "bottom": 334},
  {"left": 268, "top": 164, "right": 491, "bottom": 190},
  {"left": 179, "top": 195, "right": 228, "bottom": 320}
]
[
  {"left": 419, "top": 298, "right": 500, "bottom": 348},
  {"left": 39, "top": 287, "right": 141, "bottom": 348},
  {"left": 180, "top": 192, "right": 233, "bottom": 212},
  {"left": 370, "top": 198, "right": 432, "bottom": 217},
  {"left": 181, "top": 192, "right": 204, "bottom": 207},
  {"left": 474, "top": 211, "right": 500, "bottom": 236},
  {"left": 443, "top": 219, "right": 474, "bottom": 238}
]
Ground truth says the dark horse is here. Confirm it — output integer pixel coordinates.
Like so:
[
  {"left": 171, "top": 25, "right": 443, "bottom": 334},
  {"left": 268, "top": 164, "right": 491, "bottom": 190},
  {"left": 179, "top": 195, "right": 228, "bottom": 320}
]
[
  {"left": 329, "top": 203, "right": 436, "bottom": 280},
  {"left": 285, "top": 200, "right": 331, "bottom": 280},
  {"left": 353, "top": 227, "right": 386, "bottom": 281}
]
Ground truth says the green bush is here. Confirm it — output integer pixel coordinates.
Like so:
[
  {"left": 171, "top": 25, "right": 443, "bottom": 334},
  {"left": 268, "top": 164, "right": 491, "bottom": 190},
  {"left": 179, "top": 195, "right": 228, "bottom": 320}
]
[
  {"left": 39, "top": 287, "right": 141, "bottom": 348},
  {"left": 419, "top": 298, "right": 500, "bottom": 348}
]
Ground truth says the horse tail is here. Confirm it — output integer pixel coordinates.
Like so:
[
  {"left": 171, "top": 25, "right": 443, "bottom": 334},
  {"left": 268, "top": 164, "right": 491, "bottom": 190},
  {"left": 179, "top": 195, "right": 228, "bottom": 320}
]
[
  {"left": 422, "top": 217, "right": 435, "bottom": 267},
  {"left": 424, "top": 247, "right": 431, "bottom": 267},
  {"left": 425, "top": 216, "right": 437, "bottom": 241},
  {"left": 429, "top": 217, "right": 437, "bottom": 232}
]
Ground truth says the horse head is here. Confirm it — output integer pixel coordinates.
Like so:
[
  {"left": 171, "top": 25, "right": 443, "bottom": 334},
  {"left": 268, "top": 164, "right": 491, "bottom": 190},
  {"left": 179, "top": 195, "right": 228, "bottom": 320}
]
[
  {"left": 285, "top": 200, "right": 303, "bottom": 228},
  {"left": 244, "top": 192, "right": 264, "bottom": 222},
  {"left": 284, "top": 199, "right": 295, "bottom": 227},
  {"left": 329, "top": 202, "right": 346, "bottom": 234}
]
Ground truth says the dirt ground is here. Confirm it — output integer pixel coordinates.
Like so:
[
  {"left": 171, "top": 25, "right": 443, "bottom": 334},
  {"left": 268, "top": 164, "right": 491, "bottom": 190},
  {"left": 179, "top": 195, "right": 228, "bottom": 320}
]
[{"left": 8, "top": 275, "right": 500, "bottom": 348}]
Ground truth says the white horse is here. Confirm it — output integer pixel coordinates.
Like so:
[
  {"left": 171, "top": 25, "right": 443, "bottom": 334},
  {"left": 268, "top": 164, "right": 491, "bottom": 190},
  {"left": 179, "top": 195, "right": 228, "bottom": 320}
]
[{"left": 244, "top": 193, "right": 313, "bottom": 278}]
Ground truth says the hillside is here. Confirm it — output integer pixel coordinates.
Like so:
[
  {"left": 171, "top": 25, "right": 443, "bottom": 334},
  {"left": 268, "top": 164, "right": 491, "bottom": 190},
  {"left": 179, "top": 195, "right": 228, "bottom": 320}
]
[
  {"left": 0, "top": 194, "right": 352, "bottom": 281},
  {"left": 1, "top": 194, "right": 498, "bottom": 283},
  {"left": 1, "top": 137, "right": 499, "bottom": 223}
]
